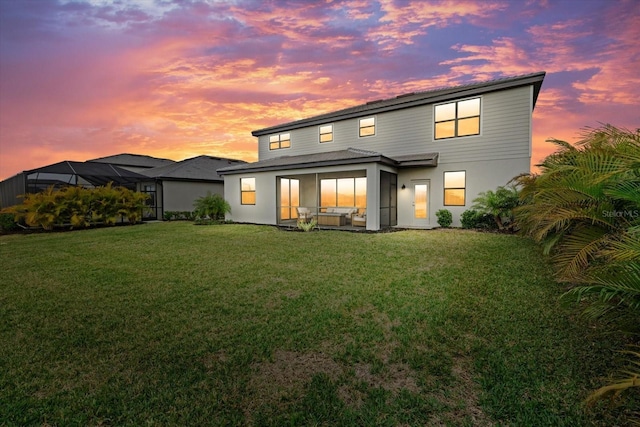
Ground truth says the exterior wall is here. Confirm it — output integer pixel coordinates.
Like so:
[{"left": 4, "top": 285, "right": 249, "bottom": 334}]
[
  {"left": 258, "top": 86, "right": 532, "bottom": 165},
  {"left": 162, "top": 181, "right": 224, "bottom": 212},
  {"left": 0, "top": 173, "right": 26, "bottom": 208},
  {"left": 397, "top": 157, "right": 530, "bottom": 227}
]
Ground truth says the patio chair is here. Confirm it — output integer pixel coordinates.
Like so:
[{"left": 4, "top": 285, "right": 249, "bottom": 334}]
[
  {"left": 296, "top": 207, "right": 313, "bottom": 221},
  {"left": 352, "top": 209, "right": 366, "bottom": 227}
]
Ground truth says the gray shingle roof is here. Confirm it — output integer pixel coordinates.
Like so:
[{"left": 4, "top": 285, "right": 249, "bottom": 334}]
[
  {"left": 88, "top": 153, "right": 176, "bottom": 168},
  {"left": 142, "top": 155, "right": 246, "bottom": 181},
  {"left": 217, "top": 148, "right": 438, "bottom": 175},
  {"left": 252, "top": 72, "right": 545, "bottom": 136}
]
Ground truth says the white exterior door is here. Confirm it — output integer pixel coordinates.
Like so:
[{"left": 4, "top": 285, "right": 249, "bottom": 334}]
[{"left": 412, "top": 181, "right": 429, "bottom": 227}]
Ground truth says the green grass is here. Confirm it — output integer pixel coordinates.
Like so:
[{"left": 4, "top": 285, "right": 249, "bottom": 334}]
[{"left": 0, "top": 223, "right": 632, "bottom": 426}]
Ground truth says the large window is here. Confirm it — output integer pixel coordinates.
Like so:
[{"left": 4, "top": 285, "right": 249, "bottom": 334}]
[
  {"left": 280, "top": 178, "right": 299, "bottom": 220},
  {"left": 359, "top": 117, "right": 375, "bottom": 137},
  {"left": 269, "top": 133, "right": 291, "bottom": 150},
  {"left": 320, "top": 177, "right": 366, "bottom": 208},
  {"left": 444, "top": 171, "right": 465, "bottom": 206},
  {"left": 241, "top": 177, "right": 256, "bottom": 205},
  {"left": 319, "top": 124, "right": 333, "bottom": 143},
  {"left": 434, "top": 98, "right": 480, "bottom": 139}
]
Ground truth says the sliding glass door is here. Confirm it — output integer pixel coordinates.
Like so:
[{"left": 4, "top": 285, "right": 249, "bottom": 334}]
[{"left": 280, "top": 178, "right": 300, "bottom": 220}]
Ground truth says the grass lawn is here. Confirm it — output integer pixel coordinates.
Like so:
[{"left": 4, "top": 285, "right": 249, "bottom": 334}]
[{"left": 0, "top": 222, "right": 632, "bottom": 426}]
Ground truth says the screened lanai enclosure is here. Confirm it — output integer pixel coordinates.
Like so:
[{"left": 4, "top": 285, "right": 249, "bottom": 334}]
[
  {"left": 277, "top": 170, "right": 397, "bottom": 229},
  {"left": 0, "top": 161, "right": 151, "bottom": 213}
]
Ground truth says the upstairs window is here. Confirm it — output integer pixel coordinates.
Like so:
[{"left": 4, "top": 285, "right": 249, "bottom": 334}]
[
  {"left": 359, "top": 117, "right": 375, "bottom": 137},
  {"left": 444, "top": 171, "right": 466, "bottom": 206},
  {"left": 241, "top": 177, "right": 256, "bottom": 205},
  {"left": 319, "top": 124, "right": 333, "bottom": 143},
  {"left": 434, "top": 98, "right": 480, "bottom": 139},
  {"left": 269, "top": 133, "right": 291, "bottom": 150}
]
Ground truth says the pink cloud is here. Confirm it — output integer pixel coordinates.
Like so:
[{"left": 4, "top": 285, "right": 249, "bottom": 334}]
[{"left": 1, "top": 0, "right": 638, "bottom": 182}]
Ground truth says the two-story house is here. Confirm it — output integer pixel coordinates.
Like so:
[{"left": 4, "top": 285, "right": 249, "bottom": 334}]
[{"left": 218, "top": 72, "right": 545, "bottom": 230}]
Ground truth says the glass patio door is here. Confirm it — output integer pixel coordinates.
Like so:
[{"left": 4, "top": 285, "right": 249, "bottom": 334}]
[
  {"left": 413, "top": 182, "right": 429, "bottom": 226},
  {"left": 280, "top": 178, "right": 300, "bottom": 220}
]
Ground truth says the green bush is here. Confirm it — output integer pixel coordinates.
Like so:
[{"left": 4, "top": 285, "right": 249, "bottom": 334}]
[
  {"left": 472, "top": 185, "right": 520, "bottom": 230},
  {"left": 193, "top": 192, "right": 230, "bottom": 221},
  {"left": 0, "top": 212, "right": 19, "bottom": 232},
  {"left": 435, "top": 209, "right": 452, "bottom": 228},
  {"left": 460, "top": 209, "right": 496, "bottom": 229}
]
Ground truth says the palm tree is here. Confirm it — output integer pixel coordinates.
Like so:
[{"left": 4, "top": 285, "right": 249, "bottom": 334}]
[
  {"left": 514, "top": 125, "right": 640, "bottom": 415},
  {"left": 514, "top": 125, "right": 640, "bottom": 282}
]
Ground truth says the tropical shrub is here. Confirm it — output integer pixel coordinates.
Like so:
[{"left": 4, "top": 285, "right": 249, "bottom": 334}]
[
  {"left": 472, "top": 185, "right": 520, "bottom": 231},
  {"left": 7, "top": 187, "right": 60, "bottom": 230},
  {"left": 513, "top": 124, "right": 640, "bottom": 415},
  {"left": 116, "top": 187, "right": 148, "bottom": 224},
  {"left": 1, "top": 184, "right": 149, "bottom": 229},
  {"left": 58, "top": 186, "right": 92, "bottom": 228},
  {"left": 435, "top": 209, "right": 452, "bottom": 228},
  {"left": 193, "top": 192, "right": 231, "bottom": 221},
  {"left": 460, "top": 209, "right": 496, "bottom": 229},
  {"left": 92, "top": 183, "right": 122, "bottom": 225},
  {"left": 296, "top": 218, "right": 317, "bottom": 232}
]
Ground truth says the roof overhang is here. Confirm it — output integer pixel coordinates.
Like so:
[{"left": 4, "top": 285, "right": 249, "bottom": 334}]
[{"left": 218, "top": 149, "right": 438, "bottom": 175}]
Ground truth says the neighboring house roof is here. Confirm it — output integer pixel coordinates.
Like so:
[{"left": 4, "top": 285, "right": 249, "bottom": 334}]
[
  {"left": 217, "top": 148, "right": 438, "bottom": 175},
  {"left": 25, "top": 160, "right": 148, "bottom": 186},
  {"left": 88, "top": 153, "right": 176, "bottom": 168},
  {"left": 252, "top": 71, "right": 546, "bottom": 136},
  {"left": 142, "top": 155, "right": 247, "bottom": 182}
]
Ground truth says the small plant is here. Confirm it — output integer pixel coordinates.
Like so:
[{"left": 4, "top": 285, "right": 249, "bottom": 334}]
[
  {"left": 472, "top": 185, "right": 520, "bottom": 230},
  {"left": 0, "top": 212, "right": 19, "bottom": 232},
  {"left": 435, "top": 209, "right": 452, "bottom": 228},
  {"left": 296, "top": 218, "right": 317, "bottom": 232},
  {"left": 193, "top": 192, "right": 231, "bottom": 221},
  {"left": 460, "top": 209, "right": 496, "bottom": 229},
  {"left": 180, "top": 211, "right": 195, "bottom": 221}
]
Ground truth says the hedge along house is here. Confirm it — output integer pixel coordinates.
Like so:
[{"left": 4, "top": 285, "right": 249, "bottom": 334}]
[
  {"left": 218, "top": 72, "right": 545, "bottom": 230},
  {"left": 138, "top": 155, "right": 246, "bottom": 219}
]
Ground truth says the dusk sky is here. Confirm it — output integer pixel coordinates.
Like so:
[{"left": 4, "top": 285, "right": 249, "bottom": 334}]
[{"left": 0, "top": 0, "right": 638, "bottom": 180}]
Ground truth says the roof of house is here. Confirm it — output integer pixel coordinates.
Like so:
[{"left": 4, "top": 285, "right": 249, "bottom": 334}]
[
  {"left": 25, "top": 160, "right": 148, "bottom": 186},
  {"left": 88, "top": 153, "right": 176, "bottom": 168},
  {"left": 252, "top": 71, "right": 546, "bottom": 136},
  {"left": 217, "top": 148, "right": 438, "bottom": 175},
  {"left": 141, "top": 155, "right": 247, "bottom": 181}
]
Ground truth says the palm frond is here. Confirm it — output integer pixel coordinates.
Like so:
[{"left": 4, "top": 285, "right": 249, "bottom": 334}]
[{"left": 586, "top": 346, "right": 640, "bottom": 424}]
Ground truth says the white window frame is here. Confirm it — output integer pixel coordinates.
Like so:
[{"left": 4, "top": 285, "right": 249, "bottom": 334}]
[
  {"left": 443, "top": 171, "right": 466, "bottom": 206},
  {"left": 433, "top": 97, "right": 481, "bottom": 140},
  {"left": 319, "top": 124, "right": 333, "bottom": 143},
  {"left": 358, "top": 117, "right": 376, "bottom": 138},
  {"left": 269, "top": 133, "right": 291, "bottom": 150}
]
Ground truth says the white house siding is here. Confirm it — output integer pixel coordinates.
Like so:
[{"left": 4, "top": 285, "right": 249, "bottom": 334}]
[
  {"left": 162, "top": 181, "right": 224, "bottom": 212},
  {"left": 258, "top": 86, "right": 532, "bottom": 166},
  {"left": 396, "top": 157, "right": 530, "bottom": 228}
]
